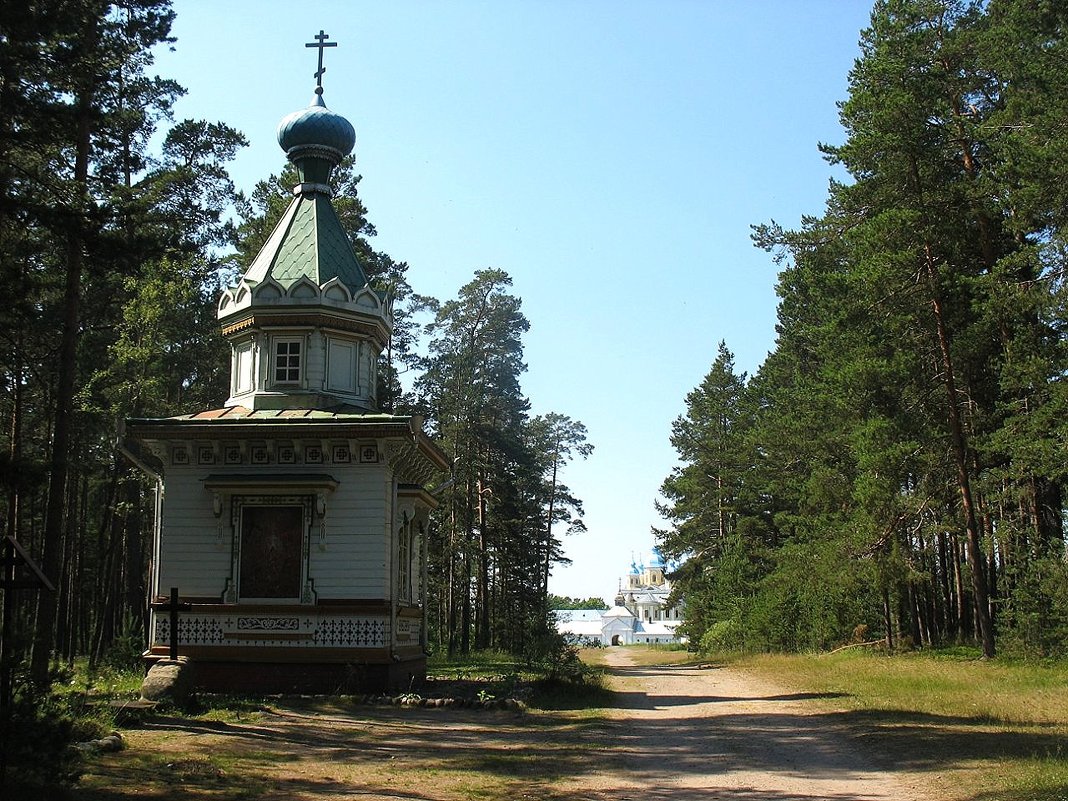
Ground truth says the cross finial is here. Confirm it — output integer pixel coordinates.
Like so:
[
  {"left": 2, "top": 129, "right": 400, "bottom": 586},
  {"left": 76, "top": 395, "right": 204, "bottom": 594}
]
[{"left": 305, "top": 30, "right": 338, "bottom": 93}]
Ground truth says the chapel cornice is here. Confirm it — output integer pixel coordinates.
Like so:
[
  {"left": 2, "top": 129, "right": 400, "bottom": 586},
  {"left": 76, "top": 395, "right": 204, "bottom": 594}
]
[
  {"left": 220, "top": 309, "right": 391, "bottom": 348},
  {"left": 123, "top": 409, "right": 450, "bottom": 477}
]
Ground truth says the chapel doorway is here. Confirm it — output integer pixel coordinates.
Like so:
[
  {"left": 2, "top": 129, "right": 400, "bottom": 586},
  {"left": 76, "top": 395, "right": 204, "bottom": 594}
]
[
  {"left": 239, "top": 505, "right": 303, "bottom": 599},
  {"left": 611, "top": 635, "right": 621, "bottom": 646}
]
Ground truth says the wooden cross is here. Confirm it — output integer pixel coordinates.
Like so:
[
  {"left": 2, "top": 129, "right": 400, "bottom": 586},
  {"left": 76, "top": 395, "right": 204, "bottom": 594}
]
[
  {"left": 150, "top": 587, "right": 192, "bottom": 661},
  {"left": 305, "top": 30, "right": 338, "bottom": 89},
  {"left": 1, "top": 536, "right": 55, "bottom": 712}
]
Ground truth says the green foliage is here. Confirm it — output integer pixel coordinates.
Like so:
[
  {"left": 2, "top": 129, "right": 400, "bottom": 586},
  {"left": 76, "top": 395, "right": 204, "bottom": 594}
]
[
  {"left": 522, "top": 629, "right": 597, "bottom": 687},
  {"left": 700, "top": 618, "right": 745, "bottom": 653},
  {"left": 0, "top": 683, "right": 104, "bottom": 793},
  {"left": 99, "top": 612, "right": 148, "bottom": 674},
  {"left": 746, "top": 541, "right": 881, "bottom": 652},
  {"left": 549, "top": 594, "right": 608, "bottom": 610},
  {"left": 666, "top": 0, "right": 1068, "bottom": 659},
  {"left": 416, "top": 270, "right": 591, "bottom": 658},
  {"left": 0, "top": 0, "right": 251, "bottom": 684},
  {"left": 1000, "top": 556, "right": 1068, "bottom": 659}
]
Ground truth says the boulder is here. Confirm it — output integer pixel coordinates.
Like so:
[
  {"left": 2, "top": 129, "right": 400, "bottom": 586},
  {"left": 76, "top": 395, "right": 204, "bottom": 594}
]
[{"left": 140, "top": 657, "right": 196, "bottom": 706}]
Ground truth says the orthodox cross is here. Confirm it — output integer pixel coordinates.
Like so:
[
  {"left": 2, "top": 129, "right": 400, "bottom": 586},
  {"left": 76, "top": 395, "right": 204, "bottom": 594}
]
[
  {"left": 150, "top": 587, "right": 192, "bottom": 661},
  {"left": 305, "top": 30, "right": 338, "bottom": 90}
]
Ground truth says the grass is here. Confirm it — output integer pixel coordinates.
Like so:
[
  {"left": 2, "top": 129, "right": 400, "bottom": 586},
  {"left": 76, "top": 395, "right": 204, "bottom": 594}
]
[
  {"left": 708, "top": 647, "right": 1068, "bottom": 801},
  {"left": 63, "top": 647, "right": 616, "bottom": 801},
  {"left": 728, "top": 648, "right": 1068, "bottom": 725},
  {"left": 426, "top": 647, "right": 612, "bottom": 710},
  {"left": 70, "top": 696, "right": 611, "bottom": 801},
  {"left": 32, "top": 645, "right": 1068, "bottom": 801}
]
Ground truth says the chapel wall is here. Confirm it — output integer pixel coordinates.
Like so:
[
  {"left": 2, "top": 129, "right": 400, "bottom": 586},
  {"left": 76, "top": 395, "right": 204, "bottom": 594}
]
[
  {"left": 308, "top": 466, "right": 392, "bottom": 598},
  {"left": 156, "top": 466, "right": 231, "bottom": 597},
  {"left": 154, "top": 462, "right": 397, "bottom": 601}
]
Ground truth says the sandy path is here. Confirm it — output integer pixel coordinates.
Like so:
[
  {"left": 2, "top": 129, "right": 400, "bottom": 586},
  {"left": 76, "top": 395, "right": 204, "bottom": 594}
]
[{"left": 560, "top": 648, "right": 925, "bottom": 801}]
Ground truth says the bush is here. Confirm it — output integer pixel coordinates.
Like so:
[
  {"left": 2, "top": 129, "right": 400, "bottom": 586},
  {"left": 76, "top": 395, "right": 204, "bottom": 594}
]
[
  {"left": 100, "top": 612, "right": 147, "bottom": 673},
  {"left": 739, "top": 539, "right": 880, "bottom": 651},
  {"left": 524, "top": 629, "right": 595, "bottom": 686},
  {"left": 0, "top": 683, "right": 96, "bottom": 794},
  {"left": 700, "top": 618, "right": 745, "bottom": 654}
]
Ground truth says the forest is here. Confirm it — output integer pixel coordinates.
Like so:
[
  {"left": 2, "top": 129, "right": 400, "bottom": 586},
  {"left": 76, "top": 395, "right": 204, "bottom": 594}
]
[
  {"left": 0, "top": 0, "right": 591, "bottom": 697},
  {"left": 4, "top": 0, "right": 1067, "bottom": 719},
  {"left": 658, "top": 0, "right": 1068, "bottom": 659}
]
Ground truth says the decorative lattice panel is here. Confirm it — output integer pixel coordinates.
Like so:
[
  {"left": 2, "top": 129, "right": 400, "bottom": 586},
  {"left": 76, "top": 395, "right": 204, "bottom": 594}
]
[
  {"left": 312, "top": 617, "right": 385, "bottom": 647},
  {"left": 152, "top": 612, "right": 388, "bottom": 649}
]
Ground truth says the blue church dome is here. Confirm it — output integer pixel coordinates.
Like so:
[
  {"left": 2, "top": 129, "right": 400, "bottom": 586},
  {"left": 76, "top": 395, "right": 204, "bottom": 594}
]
[{"left": 277, "top": 91, "right": 356, "bottom": 160}]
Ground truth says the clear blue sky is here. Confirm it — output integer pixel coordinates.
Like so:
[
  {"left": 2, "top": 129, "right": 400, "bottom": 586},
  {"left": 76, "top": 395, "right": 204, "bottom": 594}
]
[{"left": 160, "top": 1, "right": 874, "bottom": 602}]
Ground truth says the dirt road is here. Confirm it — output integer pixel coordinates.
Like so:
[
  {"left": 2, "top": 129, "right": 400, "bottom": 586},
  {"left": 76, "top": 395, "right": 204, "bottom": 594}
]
[
  {"left": 77, "top": 651, "right": 931, "bottom": 800},
  {"left": 566, "top": 648, "right": 924, "bottom": 800}
]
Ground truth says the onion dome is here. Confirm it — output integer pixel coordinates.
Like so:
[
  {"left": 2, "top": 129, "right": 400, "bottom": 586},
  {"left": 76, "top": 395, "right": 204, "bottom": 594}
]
[
  {"left": 278, "top": 89, "right": 355, "bottom": 159},
  {"left": 276, "top": 88, "right": 355, "bottom": 186},
  {"left": 215, "top": 32, "right": 394, "bottom": 414}
]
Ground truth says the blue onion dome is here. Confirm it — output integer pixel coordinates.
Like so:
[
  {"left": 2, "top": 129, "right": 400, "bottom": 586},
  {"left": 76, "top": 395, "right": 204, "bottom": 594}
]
[{"left": 277, "top": 89, "right": 356, "bottom": 164}]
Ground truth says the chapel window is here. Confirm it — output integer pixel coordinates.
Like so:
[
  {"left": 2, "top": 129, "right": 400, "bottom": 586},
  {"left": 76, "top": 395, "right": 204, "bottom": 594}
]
[
  {"left": 398, "top": 517, "right": 411, "bottom": 603},
  {"left": 274, "top": 339, "right": 302, "bottom": 384},
  {"left": 234, "top": 340, "right": 255, "bottom": 394}
]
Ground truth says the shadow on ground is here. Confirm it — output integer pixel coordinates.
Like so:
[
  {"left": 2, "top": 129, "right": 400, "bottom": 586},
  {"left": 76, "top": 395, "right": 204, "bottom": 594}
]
[{"left": 62, "top": 662, "right": 1068, "bottom": 801}]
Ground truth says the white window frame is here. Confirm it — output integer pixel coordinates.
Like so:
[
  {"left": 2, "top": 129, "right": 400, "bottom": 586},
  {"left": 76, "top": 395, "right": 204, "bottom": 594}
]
[
  {"left": 397, "top": 516, "right": 412, "bottom": 604},
  {"left": 232, "top": 338, "right": 256, "bottom": 395},
  {"left": 272, "top": 336, "right": 304, "bottom": 386},
  {"left": 228, "top": 494, "right": 315, "bottom": 605}
]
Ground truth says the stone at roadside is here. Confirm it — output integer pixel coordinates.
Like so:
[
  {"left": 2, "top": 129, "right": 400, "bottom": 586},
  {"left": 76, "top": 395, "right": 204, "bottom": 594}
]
[
  {"left": 140, "top": 657, "right": 195, "bottom": 707},
  {"left": 73, "top": 732, "right": 125, "bottom": 754}
]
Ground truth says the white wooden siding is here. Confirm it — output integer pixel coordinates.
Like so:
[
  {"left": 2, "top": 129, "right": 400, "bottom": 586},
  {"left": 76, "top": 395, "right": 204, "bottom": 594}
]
[
  {"left": 309, "top": 467, "right": 392, "bottom": 597},
  {"left": 157, "top": 466, "right": 231, "bottom": 597},
  {"left": 156, "top": 462, "right": 395, "bottom": 601}
]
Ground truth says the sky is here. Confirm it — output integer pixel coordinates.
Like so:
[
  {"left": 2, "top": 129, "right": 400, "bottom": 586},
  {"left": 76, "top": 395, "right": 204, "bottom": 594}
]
[{"left": 158, "top": 0, "right": 875, "bottom": 603}]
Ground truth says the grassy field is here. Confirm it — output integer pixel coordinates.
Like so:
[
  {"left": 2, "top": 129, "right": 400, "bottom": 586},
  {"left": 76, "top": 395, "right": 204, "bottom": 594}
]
[{"left": 700, "top": 647, "right": 1068, "bottom": 801}]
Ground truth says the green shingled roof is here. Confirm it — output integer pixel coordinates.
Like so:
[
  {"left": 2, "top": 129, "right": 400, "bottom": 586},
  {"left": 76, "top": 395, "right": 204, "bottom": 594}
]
[{"left": 244, "top": 192, "right": 368, "bottom": 293}]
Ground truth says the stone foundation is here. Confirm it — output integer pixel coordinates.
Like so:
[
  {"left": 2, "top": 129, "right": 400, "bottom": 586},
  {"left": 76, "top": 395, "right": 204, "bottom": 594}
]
[{"left": 144, "top": 655, "right": 427, "bottom": 695}]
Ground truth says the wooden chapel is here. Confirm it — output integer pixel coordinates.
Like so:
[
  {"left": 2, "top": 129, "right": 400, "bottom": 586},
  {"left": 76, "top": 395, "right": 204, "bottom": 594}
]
[{"left": 123, "top": 33, "right": 448, "bottom": 692}]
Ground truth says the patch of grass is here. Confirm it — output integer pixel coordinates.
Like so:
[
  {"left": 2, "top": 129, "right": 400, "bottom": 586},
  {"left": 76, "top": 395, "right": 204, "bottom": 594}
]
[
  {"left": 427, "top": 648, "right": 611, "bottom": 711},
  {"left": 189, "top": 695, "right": 269, "bottom": 724},
  {"left": 56, "top": 658, "right": 144, "bottom": 701},
  {"left": 428, "top": 649, "right": 523, "bottom": 679},
  {"left": 617, "top": 645, "right": 695, "bottom": 667},
  {"left": 75, "top": 748, "right": 272, "bottom": 801},
  {"left": 74, "top": 697, "right": 607, "bottom": 801},
  {"left": 722, "top": 649, "right": 1068, "bottom": 800},
  {"left": 732, "top": 649, "right": 1068, "bottom": 726},
  {"left": 528, "top": 672, "right": 612, "bottom": 711}
]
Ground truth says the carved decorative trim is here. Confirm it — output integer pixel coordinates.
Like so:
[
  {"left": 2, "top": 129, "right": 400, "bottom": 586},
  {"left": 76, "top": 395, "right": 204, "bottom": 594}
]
[
  {"left": 237, "top": 616, "right": 299, "bottom": 631},
  {"left": 152, "top": 612, "right": 388, "bottom": 649}
]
